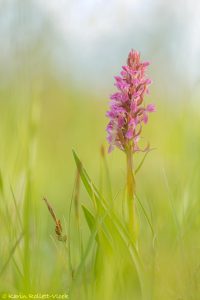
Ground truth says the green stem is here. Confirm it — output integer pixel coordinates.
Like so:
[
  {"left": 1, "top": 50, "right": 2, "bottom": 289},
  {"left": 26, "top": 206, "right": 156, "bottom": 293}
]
[{"left": 126, "top": 148, "right": 136, "bottom": 237}]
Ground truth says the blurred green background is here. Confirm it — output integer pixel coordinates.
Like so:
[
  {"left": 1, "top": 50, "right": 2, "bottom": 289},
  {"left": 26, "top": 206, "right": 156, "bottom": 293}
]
[{"left": 0, "top": 0, "right": 200, "bottom": 299}]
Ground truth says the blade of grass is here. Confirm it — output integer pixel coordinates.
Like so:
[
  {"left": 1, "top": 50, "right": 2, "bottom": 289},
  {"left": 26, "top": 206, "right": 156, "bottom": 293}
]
[
  {"left": 0, "top": 232, "right": 24, "bottom": 277},
  {"left": 73, "top": 150, "right": 99, "bottom": 207},
  {"left": 12, "top": 257, "right": 24, "bottom": 279},
  {"left": 23, "top": 174, "right": 31, "bottom": 291},
  {"left": 68, "top": 179, "right": 76, "bottom": 279},
  {"left": 135, "top": 193, "right": 154, "bottom": 236},
  {"left": 100, "top": 145, "right": 113, "bottom": 206},
  {"left": 82, "top": 204, "right": 114, "bottom": 248},
  {"left": 10, "top": 185, "right": 23, "bottom": 231},
  {"left": 135, "top": 149, "right": 155, "bottom": 175},
  {"left": 162, "top": 168, "right": 180, "bottom": 233},
  {"left": 68, "top": 212, "right": 108, "bottom": 296},
  {"left": 82, "top": 205, "right": 96, "bottom": 234},
  {"left": 0, "top": 169, "right": 4, "bottom": 195}
]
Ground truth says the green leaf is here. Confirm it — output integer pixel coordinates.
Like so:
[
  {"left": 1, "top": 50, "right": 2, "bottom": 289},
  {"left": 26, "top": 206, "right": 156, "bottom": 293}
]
[
  {"left": 82, "top": 205, "right": 96, "bottom": 234},
  {"left": 73, "top": 150, "right": 100, "bottom": 206},
  {"left": 82, "top": 204, "right": 115, "bottom": 249}
]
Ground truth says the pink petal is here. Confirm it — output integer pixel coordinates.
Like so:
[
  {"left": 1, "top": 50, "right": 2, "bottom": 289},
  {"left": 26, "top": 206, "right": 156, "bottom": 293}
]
[
  {"left": 143, "top": 112, "right": 148, "bottom": 124},
  {"left": 125, "top": 128, "right": 133, "bottom": 139},
  {"left": 130, "top": 101, "right": 137, "bottom": 112},
  {"left": 146, "top": 104, "right": 156, "bottom": 112}
]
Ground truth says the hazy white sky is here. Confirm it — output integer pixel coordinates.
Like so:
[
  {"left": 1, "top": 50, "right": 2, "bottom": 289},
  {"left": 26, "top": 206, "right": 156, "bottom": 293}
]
[
  {"left": 34, "top": 0, "right": 200, "bottom": 89},
  {"left": 36, "top": 0, "right": 200, "bottom": 43},
  {"left": 36, "top": 0, "right": 153, "bottom": 42},
  {"left": 1, "top": 0, "right": 200, "bottom": 92}
]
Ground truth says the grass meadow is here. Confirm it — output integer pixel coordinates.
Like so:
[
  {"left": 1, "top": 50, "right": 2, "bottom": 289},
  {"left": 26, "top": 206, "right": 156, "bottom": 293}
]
[{"left": 0, "top": 80, "right": 200, "bottom": 300}]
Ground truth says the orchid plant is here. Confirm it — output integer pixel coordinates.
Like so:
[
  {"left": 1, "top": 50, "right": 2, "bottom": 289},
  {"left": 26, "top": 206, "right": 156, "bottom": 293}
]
[{"left": 106, "top": 50, "right": 156, "bottom": 237}]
